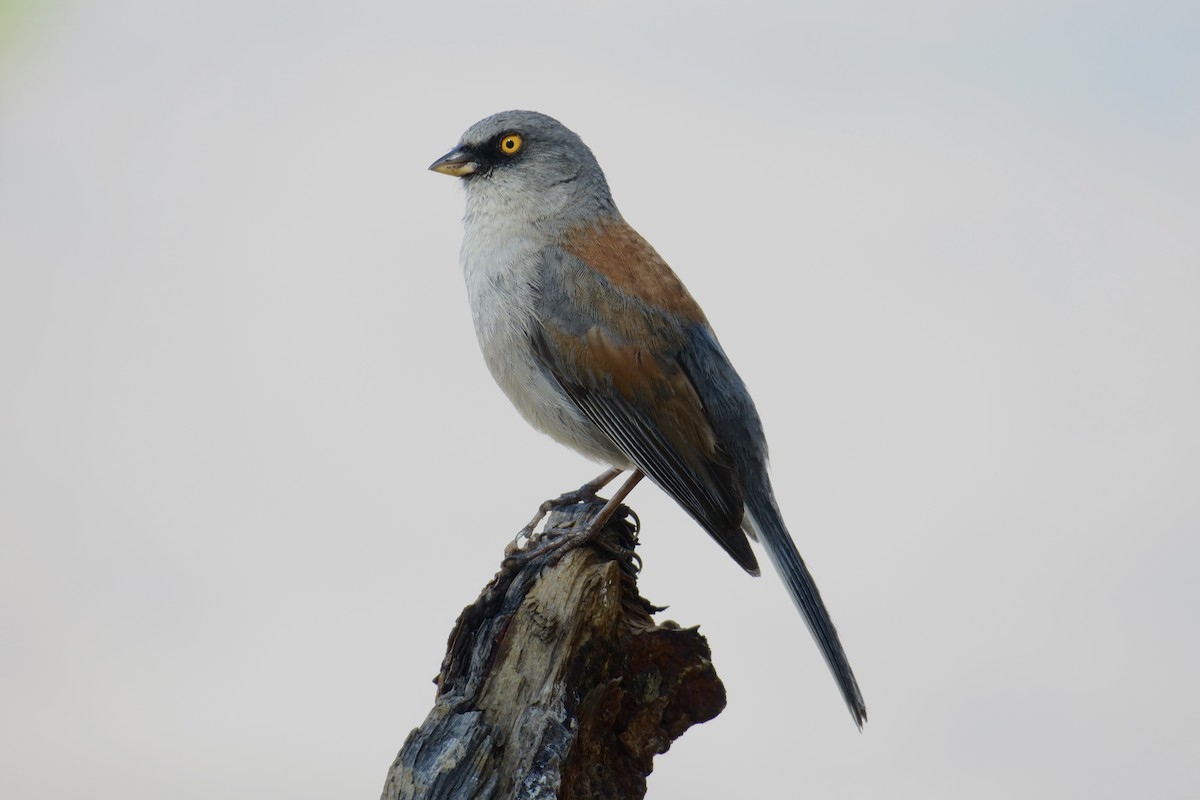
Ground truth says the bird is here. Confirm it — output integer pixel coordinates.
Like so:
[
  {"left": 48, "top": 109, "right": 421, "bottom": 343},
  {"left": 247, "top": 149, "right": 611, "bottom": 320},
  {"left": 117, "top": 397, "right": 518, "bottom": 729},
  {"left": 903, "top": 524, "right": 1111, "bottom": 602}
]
[{"left": 429, "top": 110, "right": 867, "bottom": 728}]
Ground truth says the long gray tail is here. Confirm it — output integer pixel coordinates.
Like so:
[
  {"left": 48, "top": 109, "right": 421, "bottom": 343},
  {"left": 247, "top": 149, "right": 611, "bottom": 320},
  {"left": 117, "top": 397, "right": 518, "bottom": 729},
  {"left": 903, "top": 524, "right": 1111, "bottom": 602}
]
[{"left": 745, "top": 489, "right": 867, "bottom": 728}]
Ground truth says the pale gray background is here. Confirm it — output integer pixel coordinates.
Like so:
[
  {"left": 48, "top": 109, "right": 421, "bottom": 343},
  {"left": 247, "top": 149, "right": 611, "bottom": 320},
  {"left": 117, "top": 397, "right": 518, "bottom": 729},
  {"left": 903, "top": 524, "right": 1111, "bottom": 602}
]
[{"left": 2, "top": 1, "right": 1198, "bottom": 798}]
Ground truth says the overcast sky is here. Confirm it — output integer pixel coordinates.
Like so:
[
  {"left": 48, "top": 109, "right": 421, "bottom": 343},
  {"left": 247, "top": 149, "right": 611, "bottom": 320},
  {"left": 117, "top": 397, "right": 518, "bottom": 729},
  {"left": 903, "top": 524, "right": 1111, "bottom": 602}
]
[{"left": 2, "top": 2, "right": 1198, "bottom": 798}]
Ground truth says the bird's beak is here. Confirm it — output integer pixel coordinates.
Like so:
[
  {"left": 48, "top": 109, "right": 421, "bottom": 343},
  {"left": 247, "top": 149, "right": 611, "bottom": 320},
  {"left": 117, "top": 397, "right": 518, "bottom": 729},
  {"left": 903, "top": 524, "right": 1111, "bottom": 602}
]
[{"left": 429, "top": 146, "right": 479, "bottom": 177}]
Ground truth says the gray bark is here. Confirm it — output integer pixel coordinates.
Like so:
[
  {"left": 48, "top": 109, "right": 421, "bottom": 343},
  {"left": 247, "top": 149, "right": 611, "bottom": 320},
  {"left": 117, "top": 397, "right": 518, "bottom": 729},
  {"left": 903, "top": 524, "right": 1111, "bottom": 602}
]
[{"left": 381, "top": 502, "right": 726, "bottom": 800}]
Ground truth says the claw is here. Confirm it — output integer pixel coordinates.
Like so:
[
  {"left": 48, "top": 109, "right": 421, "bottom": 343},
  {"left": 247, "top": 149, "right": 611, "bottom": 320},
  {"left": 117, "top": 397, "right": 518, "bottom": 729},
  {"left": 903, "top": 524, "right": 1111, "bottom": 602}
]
[
  {"left": 513, "top": 467, "right": 623, "bottom": 541},
  {"left": 505, "top": 469, "right": 646, "bottom": 574}
]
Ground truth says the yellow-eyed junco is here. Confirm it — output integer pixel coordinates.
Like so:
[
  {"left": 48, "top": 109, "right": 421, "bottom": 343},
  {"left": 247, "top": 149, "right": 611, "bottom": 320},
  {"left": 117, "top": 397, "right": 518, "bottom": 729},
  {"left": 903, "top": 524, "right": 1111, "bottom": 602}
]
[{"left": 430, "top": 110, "right": 866, "bottom": 727}]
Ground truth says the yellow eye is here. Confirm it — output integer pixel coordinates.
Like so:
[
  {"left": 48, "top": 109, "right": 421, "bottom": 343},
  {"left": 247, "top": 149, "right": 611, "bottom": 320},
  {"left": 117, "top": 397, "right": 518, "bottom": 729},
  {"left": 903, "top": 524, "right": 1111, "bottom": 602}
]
[{"left": 498, "top": 133, "right": 523, "bottom": 156}]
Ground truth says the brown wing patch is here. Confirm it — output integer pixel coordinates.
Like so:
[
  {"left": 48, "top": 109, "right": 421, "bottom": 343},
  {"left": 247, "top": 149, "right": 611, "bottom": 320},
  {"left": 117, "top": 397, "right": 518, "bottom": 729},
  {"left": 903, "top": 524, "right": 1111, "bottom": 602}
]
[
  {"left": 532, "top": 319, "right": 756, "bottom": 572},
  {"left": 584, "top": 326, "right": 719, "bottom": 460},
  {"left": 538, "top": 323, "right": 717, "bottom": 460},
  {"left": 561, "top": 217, "right": 708, "bottom": 323}
]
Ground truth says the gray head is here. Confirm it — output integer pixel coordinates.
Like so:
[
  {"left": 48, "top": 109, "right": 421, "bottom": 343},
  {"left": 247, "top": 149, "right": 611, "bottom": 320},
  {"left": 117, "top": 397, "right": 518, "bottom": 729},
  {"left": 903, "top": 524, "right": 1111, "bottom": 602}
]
[{"left": 429, "top": 110, "right": 618, "bottom": 233}]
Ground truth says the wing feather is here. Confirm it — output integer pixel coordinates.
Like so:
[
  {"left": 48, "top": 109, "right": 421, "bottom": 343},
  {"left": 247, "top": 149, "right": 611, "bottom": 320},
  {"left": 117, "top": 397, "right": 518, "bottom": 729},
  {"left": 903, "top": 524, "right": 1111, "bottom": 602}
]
[{"left": 531, "top": 261, "right": 759, "bottom": 573}]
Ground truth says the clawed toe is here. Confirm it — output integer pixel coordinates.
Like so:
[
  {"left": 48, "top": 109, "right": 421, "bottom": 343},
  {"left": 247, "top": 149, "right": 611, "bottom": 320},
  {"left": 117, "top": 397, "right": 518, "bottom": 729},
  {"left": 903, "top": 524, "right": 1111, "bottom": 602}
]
[{"left": 513, "top": 467, "right": 624, "bottom": 545}]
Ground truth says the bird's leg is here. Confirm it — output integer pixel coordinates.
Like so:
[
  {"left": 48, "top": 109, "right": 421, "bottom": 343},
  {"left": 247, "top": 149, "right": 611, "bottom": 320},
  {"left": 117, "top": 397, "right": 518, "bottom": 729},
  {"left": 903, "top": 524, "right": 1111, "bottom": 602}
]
[
  {"left": 548, "top": 469, "right": 646, "bottom": 563},
  {"left": 580, "top": 469, "right": 644, "bottom": 538},
  {"left": 509, "top": 470, "right": 647, "bottom": 568},
  {"left": 511, "top": 467, "right": 623, "bottom": 549},
  {"left": 505, "top": 469, "right": 646, "bottom": 568}
]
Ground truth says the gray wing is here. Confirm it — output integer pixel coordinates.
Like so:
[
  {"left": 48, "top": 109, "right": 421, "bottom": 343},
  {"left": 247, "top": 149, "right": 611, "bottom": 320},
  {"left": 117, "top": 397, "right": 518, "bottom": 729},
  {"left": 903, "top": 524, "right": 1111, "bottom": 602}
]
[{"left": 531, "top": 247, "right": 759, "bottom": 574}]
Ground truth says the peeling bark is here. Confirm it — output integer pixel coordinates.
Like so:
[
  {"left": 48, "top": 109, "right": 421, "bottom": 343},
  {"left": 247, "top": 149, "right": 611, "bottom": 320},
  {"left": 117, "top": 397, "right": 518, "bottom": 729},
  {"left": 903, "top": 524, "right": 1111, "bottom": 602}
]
[{"left": 381, "top": 502, "right": 726, "bottom": 800}]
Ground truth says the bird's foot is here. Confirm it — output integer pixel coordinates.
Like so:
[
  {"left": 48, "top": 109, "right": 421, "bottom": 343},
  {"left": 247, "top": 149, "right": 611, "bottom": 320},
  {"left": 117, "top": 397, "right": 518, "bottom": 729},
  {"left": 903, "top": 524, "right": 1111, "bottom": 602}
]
[
  {"left": 507, "top": 467, "right": 623, "bottom": 554},
  {"left": 505, "top": 500, "right": 642, "bottom": 575}
]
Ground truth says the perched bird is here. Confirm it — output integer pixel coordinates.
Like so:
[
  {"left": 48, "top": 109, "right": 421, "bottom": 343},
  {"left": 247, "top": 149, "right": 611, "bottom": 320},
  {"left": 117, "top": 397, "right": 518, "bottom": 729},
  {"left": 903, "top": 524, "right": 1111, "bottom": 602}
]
[{"left": 429, "top": 110, "right": 867, "bottom": 727}]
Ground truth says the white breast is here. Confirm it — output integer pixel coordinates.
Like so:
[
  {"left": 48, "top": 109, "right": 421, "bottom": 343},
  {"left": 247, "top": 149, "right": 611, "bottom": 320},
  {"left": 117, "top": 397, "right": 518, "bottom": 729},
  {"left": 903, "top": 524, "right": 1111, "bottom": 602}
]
[{"left": 459, "top": 206, "right": 630, "bottom": 468}]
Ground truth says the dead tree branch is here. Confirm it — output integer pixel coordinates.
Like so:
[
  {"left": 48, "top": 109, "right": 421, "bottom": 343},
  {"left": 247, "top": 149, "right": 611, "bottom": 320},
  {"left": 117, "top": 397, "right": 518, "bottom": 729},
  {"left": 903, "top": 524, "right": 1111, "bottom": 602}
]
[{"left": 381, "top": 502, "right": 726, "bottom": 800}]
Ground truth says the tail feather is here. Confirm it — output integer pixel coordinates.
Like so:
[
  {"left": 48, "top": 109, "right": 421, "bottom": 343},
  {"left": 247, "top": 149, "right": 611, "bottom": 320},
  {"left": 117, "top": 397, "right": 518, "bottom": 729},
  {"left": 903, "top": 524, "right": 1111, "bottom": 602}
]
[{"left": 745, "top": 494, "right": 867, "bottom": 728}]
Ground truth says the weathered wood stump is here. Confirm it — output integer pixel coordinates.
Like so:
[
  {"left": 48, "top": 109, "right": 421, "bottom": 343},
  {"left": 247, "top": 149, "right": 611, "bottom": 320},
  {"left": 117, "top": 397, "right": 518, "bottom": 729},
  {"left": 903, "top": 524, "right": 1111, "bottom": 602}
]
[{"left": 381, "top": 502, "right": 726, "bottom": 800}]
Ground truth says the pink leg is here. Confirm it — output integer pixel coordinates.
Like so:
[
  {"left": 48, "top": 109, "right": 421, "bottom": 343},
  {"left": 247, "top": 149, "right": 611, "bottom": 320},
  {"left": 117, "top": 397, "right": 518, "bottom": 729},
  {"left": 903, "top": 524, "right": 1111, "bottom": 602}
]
[
  {"left": 580, "top": 470, "right": 644, "bottom": 536},
  {"left": 515, "top": 467, "right": 623, "bottom": 544},
  {"left": 511, "top": 470, "right": 647, "bottom": 567}
]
